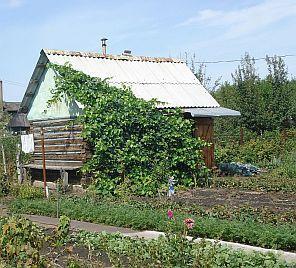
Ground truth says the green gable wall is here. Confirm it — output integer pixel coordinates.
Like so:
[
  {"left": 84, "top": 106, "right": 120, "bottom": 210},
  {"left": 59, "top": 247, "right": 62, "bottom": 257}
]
[{"left": 27, "top": 68, "right": 82, "bottom": 121}]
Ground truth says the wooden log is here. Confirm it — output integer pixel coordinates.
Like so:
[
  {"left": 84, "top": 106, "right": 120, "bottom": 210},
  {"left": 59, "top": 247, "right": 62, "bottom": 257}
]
[
  {"left": 32, "top": 119, "right": 77, "bottom": 127},
  {"left": 33, "top": 125, "right": 82, "bottom": 133},
  {"left": 34, "top": 159, "right": 83, "bottom": 168},
  {"left": 34, "top": 137, "right": 84, "bottom": 145},
  {"left": 34, "top": 144, "right": 85, "bottom": 153},
  {"left": 34, "top": 131, "right": 82, "bottom": 140},
  {"left": 34, "top": 152, "right": 86, "bottom": 161}
]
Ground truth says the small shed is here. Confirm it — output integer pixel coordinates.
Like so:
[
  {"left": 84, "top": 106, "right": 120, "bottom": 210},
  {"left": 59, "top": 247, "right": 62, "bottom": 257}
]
[
  {"left": 20, "top": 49, "right": 239, "bottom": 180},
  {"left": 7, "top": 113, "right": 30, "bottom": 132},
  {"left": 3, "top": 102, "right": 21, "bottom": 115}
]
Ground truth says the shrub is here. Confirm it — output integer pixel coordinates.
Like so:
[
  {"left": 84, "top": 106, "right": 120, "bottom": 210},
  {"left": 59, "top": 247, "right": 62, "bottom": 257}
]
[
  {"left": 0, "top": 216, "right": 45, "bottom": 267},
  {"left": 10, "top": 184, "right": 44, "bottom": 199},
  {"left": 215, "top": 129, "right": 296, "bottom": 168}
]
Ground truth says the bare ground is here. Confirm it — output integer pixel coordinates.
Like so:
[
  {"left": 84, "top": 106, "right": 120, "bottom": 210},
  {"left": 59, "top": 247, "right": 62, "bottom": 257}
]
[{"left": 175, "top": 188, "right": 296, "bottom": 212}]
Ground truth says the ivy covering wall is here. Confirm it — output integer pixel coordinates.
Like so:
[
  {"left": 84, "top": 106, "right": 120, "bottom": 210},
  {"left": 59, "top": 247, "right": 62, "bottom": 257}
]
[{"left": 49, "top": 64, "right": 207, "bottom": 196}]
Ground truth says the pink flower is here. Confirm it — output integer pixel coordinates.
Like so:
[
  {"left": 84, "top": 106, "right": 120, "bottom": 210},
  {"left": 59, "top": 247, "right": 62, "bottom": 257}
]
[
  {"left": 167, "top": 210, "right": 174, "bottom": 220},
  {"left": 184, "top": 218, "right": 195, "bottom": 229}
]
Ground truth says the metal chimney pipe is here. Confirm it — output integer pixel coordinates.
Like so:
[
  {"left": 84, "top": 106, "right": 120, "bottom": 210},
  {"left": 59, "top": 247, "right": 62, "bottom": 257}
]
[{"left": 101, "top": 38, "right": 108, "bottom": 56}]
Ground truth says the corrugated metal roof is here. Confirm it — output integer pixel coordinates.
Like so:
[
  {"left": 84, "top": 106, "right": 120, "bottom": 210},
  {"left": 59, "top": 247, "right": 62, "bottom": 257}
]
[
  {"left": 44, "top": 49, "right": 220, "bottom": 108},
  {"left": 184, "top": 107, "right": 241, "bottom": 117}
]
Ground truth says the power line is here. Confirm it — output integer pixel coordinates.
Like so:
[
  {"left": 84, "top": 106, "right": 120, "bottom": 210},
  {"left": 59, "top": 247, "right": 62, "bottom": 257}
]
[
  {"left": 1, "top": 53, "right": 296, "bottom": 86},
  {"left": 0, "top": 79, "right": 26, "bottom": 87},
  {"left": 194, "top": 54, "right": 296, "bottom": 64}
]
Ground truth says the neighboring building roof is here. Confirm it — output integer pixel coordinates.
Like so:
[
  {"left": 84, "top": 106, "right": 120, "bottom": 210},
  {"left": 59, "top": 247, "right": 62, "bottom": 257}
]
[
  {"left": 8, "top": 113, "right": 30, "bottom": 129},
  {"left": 20, "top": 49, "right": 240, "bottom": 117},
  {"left": 3, "top": 101, "right": 20, "bottom": 112}
]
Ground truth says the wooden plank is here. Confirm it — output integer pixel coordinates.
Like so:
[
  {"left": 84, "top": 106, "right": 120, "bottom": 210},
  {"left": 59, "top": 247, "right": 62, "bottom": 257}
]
[
  {"left": 34, "top": 131, "right": 82, "bottom": 140},
  {"left": 33, "top": 125, "right": 82, "bottom": 133},
  {"left": 34, "top": 153, "right": 86, "bottom": 161},
  {"left": 34, "top": 144, "right": 85, "bottom": 152},
  {"left": 32, "top": 119, "right": 77, "bottom": 127},
  {"left": 34, "top": 159, "right": 83, "bottom": 167},
  {"left": 34, "top": 137, "right": 84, "bottom": 145},
  {"left": 23, "top": 164, "right": 81, "bottom": 171}
]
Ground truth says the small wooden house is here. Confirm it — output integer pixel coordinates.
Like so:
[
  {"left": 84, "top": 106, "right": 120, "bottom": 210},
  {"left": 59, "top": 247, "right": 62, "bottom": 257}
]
[{"left": 20, "top": 49, "right": 239, "bottom": 181}]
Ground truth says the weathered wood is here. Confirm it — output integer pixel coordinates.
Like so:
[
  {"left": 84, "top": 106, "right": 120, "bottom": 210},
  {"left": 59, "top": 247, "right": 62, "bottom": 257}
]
[
  {"left": 32, "top": 119, "right": 77, "bottom": 127},
  {"left": 26, "top": 164, "right": 78, "bottom": 171},
  {"left": 30, "top": 119, "right": 89, "bottom": 171},
  {"left": 34, "top": 152, "right": 86, "bottom": 161},
  {"left": 34, "top": 144, "right": 85, "bottom": 153},
  {"left": 194, "top": 117, "right": 214, "bottom": 168},
  {"left": 34, "top": 138, "right": 84, "bottom": 145},
  {"left": 33, "top": 125, "right": 82, "bottom": 133},
  {"left": 34, "top": 131, "right": 82, "bottom": 140},
  {"left": 34, "top": 159, "right": 84, "bottom": 167}
]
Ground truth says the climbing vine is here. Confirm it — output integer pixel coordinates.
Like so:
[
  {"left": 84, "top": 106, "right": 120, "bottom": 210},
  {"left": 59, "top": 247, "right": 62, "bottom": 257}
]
[{"left": 49, "top": 63, "right": 207, "bottom": 196}]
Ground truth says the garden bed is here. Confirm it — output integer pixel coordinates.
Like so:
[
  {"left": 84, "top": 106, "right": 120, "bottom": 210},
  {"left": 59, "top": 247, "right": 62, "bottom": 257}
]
[
  {"left": 8, "top": 195, "right": 296, "bottom": 252},
  {"left": 0, "top": 215, "right": 294, "bottom": 267}
]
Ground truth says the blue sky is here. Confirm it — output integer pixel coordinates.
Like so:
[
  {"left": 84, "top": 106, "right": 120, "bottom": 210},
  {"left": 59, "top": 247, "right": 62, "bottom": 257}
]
[{"left": 1, "top": 0, "right": 296, "bottom": 101}]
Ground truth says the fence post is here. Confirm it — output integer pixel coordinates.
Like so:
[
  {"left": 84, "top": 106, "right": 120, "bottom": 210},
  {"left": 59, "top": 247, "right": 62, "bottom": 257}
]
[{"left": 239, "top": 127, "right": 244, "bottom": 145}]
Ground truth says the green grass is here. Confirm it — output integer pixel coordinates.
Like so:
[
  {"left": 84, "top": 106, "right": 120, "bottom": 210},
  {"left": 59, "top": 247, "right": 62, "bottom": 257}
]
[{"left": 9, "top": 197, "right": 296, "bottom": 251}]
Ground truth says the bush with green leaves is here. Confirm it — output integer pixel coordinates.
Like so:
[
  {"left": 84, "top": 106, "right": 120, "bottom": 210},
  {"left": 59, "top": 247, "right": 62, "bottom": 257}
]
[
  {"left": 49, "top": 63, "right": 207, "bottom": 196},
  {"left": 10, "top": 184, "right": 44, "bottom": 199},
  {"left": 0, "top": 216, "right": 45, "bottom": 267},
  {"left": 215, "top": 129, "right": 296, "bottom": 169},
  {"left": 213, "top": 54, "right": 295, "bottom": 136}
]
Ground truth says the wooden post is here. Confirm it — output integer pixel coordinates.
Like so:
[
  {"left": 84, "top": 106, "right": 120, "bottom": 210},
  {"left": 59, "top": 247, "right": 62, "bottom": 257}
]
[
  {"left": 1, "top": 133, "right": 7, "bottom": 176},
  {"left": 239, "top": 127, "right": 244, "bottom": 145},
  {"left": 16, "top": 144, "right": 22, "bottom": 183},
  {"left": 41, "top": 127, "right": 47, "bottom": 197},
  {"left": 0, "top": 80, "right": 3, "bottom": 114}
]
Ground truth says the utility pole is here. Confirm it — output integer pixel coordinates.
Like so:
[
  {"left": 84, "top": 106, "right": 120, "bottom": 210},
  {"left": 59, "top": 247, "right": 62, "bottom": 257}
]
[
  {"left": 0, "top": 81, "right": 6, "bottom": 178},
  {"left": 0, "top": 80, "right": 3, "bottom": 115}
]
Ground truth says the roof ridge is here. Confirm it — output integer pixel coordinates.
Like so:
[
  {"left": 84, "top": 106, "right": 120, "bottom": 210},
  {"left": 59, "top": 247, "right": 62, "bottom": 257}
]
[{"left": 43, "top": 49, "right": 184, "bottom": 63}]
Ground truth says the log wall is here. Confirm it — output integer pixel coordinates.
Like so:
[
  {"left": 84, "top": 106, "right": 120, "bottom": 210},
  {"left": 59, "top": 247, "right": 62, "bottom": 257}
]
[{"left": 30, "top": 119, "right": 89, "bottom": 169}]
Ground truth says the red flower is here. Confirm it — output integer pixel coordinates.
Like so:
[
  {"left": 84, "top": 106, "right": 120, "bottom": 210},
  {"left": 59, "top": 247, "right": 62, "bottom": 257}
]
[
  {"left": 184, "top": 218, "right": 195, "bottom": 229},
  {"left": 167, "top": 210, "right": 174, "bottom": 219}
]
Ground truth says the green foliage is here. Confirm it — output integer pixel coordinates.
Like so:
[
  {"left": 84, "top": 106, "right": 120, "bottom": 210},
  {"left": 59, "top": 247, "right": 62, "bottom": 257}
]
[
  {"left": 73, "top": 231, "right": 292, "bottom": 268},
  {"left": 212, "top": 55, "right": 295, "bottom": 171},
  {"left": 10, "top": 184, "right": 44, "bottom": 199},
  {"left": 211, "top": 174, "right": 295, "bottom": 192},
  {"left": 49, "top": 63, "right": 207, "bottom": 196},
  {"left": 214, "top": 54, "right": 295, "bottom": 135},
  {"left": 55, "top": 215, "right": 71, "bottom": 246},
  {"left": 215, "top": 129, "right": 296, "bottom": 169},
  {"left": 9, "top": 197, "right": 296, "bottom": 251},
  {"left": 272, "top": 150, "right": 296, "bottom": 179},
  {"left": 0, "top": 216, "right": 45, "bottom": 267},
  {"left": 0, "top": 113, "right": 22, "bottom": 181},
  {"left": 1, "top": 214, "right": 291, "bottom": 267}
]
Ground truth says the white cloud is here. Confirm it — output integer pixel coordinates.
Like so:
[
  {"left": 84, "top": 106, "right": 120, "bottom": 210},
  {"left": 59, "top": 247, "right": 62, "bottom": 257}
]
[
  {"left": 178, "top": 0, "right": 296, "bottom": 39},
  {"left": 7, "top": 0, "right": 23, "bottom": 8}
]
